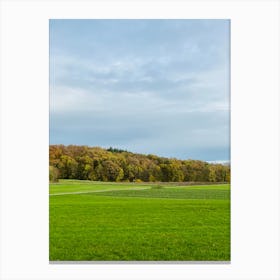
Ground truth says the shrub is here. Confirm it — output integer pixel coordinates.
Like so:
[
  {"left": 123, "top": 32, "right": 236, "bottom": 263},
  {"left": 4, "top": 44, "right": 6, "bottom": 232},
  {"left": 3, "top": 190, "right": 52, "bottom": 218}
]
[{"left": 49, "top": 166, "right": 59, "bottom": 182}]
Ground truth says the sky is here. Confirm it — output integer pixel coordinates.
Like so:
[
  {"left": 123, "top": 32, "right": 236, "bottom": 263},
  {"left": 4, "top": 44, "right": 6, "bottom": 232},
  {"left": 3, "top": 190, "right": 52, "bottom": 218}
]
[{"left": 50, "top": 19, "right": 230, "bottom": 162}]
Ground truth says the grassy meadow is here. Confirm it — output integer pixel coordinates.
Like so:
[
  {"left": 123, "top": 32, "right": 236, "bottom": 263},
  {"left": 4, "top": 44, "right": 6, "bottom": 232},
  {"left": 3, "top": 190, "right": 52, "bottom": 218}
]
[{"left": 49, "top": 180, "right": 230, "bottom": 261}]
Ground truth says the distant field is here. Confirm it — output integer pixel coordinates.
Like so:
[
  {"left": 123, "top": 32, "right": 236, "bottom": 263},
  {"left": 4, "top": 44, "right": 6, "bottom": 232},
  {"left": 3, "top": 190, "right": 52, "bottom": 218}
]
[
  {"left": 49, "top": 180, "right": 230, "bottom": 261},
  {"left": 50, "top": 180, "right": 150, "bottom": 194}
]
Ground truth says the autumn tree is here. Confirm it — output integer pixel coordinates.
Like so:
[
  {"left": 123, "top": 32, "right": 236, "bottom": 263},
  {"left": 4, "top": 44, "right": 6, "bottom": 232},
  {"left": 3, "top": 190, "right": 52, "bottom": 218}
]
[
  {"left": 49, "top": 145, "right": 230, "bottom": 183},
  {"left": 49, "top": 166, "right": 59, "bottom": 182}
]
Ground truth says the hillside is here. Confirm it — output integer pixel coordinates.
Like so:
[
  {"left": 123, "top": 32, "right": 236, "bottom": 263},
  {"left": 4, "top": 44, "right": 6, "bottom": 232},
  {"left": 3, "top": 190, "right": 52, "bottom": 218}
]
[{"left": 49, "top": 145, "right": 230, "bottom": 183}]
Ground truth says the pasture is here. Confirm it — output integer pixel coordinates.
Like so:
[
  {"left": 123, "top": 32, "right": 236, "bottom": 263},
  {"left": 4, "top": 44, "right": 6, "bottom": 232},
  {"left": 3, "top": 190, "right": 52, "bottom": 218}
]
[{"left": 49, "top": 180, "right": 230, "bottom": 261}]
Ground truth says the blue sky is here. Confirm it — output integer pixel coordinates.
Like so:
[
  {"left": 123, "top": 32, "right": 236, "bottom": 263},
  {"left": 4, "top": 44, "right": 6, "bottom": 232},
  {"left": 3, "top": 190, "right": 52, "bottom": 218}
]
[{"left": 50, "top": 19, "right": 230, "bottom": 161}]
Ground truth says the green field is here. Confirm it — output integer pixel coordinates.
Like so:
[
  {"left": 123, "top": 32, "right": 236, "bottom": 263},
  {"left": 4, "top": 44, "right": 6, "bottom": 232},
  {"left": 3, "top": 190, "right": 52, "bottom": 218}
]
[{"left": 49, "top": 180, "right": 230, "bottom": 261}]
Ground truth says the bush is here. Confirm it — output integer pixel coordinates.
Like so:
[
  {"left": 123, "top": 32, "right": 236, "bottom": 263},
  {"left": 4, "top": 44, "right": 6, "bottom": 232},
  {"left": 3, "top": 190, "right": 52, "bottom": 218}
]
[
  {"left": 49, "top": 166, "right": 59, "bottom": 182},
  {"left": 134, "top": 179, "right": 142, "bottom": 183}
]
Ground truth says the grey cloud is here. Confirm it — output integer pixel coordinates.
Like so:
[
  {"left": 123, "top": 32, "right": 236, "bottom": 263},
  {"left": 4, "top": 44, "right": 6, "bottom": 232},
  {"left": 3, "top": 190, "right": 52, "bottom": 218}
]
[{"left": 50, "top": 19, "right": 230, "bottom": 161}]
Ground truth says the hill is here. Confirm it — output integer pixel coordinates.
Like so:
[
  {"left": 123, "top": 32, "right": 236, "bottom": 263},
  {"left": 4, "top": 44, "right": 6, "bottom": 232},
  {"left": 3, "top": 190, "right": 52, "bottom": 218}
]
[{"left": 49, "top": 145, "right": 230, "bottom": 183}]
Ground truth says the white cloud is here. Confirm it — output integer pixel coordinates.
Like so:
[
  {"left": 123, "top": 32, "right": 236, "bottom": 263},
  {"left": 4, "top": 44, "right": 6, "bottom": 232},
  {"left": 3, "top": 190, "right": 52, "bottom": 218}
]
[{"left": 50, "top": 86, "right": 103, "bottom": 112}]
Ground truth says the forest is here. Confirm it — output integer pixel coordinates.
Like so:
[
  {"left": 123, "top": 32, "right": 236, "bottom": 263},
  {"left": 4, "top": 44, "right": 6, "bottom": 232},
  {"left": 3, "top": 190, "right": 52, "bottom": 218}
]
[{"left": 49, "top": 145, "right": 230, "bottom": 183}]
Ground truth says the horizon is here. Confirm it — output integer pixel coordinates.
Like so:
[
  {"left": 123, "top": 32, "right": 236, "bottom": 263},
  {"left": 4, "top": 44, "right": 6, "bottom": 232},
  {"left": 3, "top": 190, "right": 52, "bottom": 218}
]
[{"left": 50, "top": 19, "right": 230, "bottom": 162}]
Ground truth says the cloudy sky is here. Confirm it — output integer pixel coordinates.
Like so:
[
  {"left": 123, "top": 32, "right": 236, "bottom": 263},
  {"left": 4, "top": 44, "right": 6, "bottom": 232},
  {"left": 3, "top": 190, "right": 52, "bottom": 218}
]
[{"left": 50, "top": 19, "right": 230, "bottom": 161}]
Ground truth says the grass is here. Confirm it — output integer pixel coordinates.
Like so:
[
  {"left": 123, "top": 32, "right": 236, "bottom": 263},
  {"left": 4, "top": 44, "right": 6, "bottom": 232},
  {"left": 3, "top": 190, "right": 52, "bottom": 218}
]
[
  {"left": 50, "top": 179, "right": 151, "bottom": 194},
  {"left": 49, "top": 180, "right": 230, "bottom": 261},
  {"left": 93, "top": 186, "right": 230, "bottom": 200}
]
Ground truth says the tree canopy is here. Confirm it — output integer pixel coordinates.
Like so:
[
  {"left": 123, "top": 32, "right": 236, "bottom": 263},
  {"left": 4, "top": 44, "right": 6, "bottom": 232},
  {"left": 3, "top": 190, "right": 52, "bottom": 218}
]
[{"left": 49, "top": 145, "right": 230, "bottom": 183}]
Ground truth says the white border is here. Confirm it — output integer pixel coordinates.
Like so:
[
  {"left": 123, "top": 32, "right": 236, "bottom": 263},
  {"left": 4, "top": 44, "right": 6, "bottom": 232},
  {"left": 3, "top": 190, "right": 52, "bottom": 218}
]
[{"left": 0, "top": 0, "right": 279, "bottom": 279}]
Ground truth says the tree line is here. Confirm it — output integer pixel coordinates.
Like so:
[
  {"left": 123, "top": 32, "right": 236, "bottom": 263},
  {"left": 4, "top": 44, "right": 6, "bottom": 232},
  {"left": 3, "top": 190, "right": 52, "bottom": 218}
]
[{"left": 49, "top": 145, "right": 230, "bottom": 183}]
